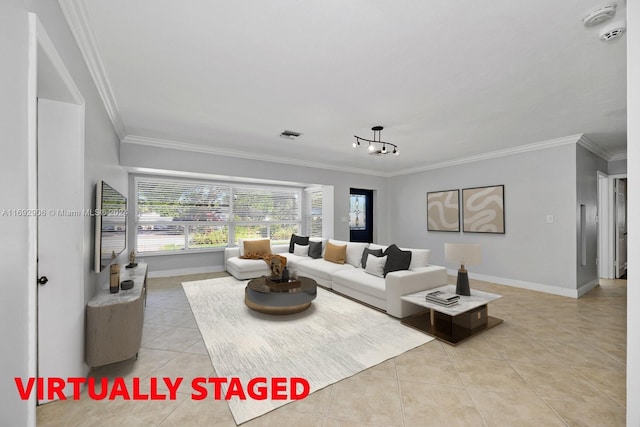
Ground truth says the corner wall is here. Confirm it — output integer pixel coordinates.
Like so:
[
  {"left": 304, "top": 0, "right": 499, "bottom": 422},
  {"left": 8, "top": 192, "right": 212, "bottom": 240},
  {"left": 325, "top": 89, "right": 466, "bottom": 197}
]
[
  {"left": 0, "top": 2, "right": 126, "bottom": 425},
  {"left": 388, "top": 143, "right": 578, "bottom": 296}
]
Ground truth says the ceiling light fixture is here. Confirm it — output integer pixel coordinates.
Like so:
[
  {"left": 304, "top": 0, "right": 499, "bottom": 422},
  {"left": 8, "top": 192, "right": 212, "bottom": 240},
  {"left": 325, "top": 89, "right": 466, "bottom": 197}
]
[{"left": 353, "top": 126, "right": 399, "bottom": 156}]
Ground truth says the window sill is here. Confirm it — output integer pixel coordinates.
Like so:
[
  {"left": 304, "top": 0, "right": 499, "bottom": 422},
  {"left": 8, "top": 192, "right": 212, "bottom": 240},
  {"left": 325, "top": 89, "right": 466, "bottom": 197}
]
[{"left": 137, "top": 247, "right": 227, "bottom": 257}]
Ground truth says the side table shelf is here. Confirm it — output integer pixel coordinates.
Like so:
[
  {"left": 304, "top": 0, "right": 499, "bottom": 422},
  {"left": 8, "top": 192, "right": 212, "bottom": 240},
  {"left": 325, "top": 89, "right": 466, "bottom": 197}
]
[{"left": 85, "top": 263, "right": 148, "bottom": 367}]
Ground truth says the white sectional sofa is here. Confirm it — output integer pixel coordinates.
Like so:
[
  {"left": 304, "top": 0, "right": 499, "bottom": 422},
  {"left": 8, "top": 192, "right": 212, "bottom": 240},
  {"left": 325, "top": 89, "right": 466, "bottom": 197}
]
[{"left": 224, "top": 238, "right": 448, "bottom": 318}]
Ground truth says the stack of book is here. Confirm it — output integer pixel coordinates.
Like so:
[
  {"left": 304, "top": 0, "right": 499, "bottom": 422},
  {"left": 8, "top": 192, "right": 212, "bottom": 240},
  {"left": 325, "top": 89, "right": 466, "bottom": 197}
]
[{"left": 425, "top": 290, "right": 460, "bottom": 306}]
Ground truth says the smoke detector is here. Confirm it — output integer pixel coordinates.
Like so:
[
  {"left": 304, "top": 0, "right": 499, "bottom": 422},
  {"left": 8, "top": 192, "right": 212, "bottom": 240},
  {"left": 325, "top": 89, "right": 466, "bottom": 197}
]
[
  {"left": 599, "top": 23, "right": 626, "bottom": 41},
  {"left": 583, "top": 3, "right": 617, "bottom": 27}
]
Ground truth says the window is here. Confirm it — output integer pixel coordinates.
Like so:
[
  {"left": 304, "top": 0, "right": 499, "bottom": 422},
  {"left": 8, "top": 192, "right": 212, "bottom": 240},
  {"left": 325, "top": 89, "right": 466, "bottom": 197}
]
[
  {"left": 135, "top": 178, "right": 302, "bottom": 254},
  {"left": 305, "top": 188, "right": 323, "bottom": 237}
]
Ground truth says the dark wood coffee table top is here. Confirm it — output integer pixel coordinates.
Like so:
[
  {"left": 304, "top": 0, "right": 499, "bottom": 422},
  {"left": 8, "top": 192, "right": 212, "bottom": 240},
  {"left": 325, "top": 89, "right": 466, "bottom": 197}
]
[{"left": 247, "top": 276, "right": 317, "bottom": 294}]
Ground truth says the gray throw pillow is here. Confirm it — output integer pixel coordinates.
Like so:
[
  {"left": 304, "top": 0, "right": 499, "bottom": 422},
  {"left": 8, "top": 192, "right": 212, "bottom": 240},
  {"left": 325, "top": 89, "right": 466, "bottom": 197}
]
[
  {"left": 361, "top": 248, "right": 383, "bottom": 269},
  {"left": 308, "top": 241, "right": 323, "bottom": 259},
  {"left": 288, "top": 234, "right": 309, "bottom": 253},
  {"left": 383, "top": 244, "right": 412, "bottom": 277}
]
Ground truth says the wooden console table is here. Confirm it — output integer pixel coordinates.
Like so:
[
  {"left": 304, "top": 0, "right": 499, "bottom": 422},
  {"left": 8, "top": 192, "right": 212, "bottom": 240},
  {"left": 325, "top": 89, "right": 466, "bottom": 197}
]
[{"left": 85, "top": 263, "right": 148, "bottom": 367}]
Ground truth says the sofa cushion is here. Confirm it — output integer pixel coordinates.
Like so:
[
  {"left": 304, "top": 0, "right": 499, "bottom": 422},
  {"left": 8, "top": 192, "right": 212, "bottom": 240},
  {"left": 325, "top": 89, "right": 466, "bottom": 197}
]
[
  {"left": 308, "top": 240, "right": 323, "bottom": 258},
  {"left": 365, "top": 254, "right": 387, "bottom": 277},
  {"left": 329, "top": 239, "right": 369, "bottom": 268},
  {"left": 226, "top": 256, "right": 271, "bottom": 273},
  {"left": 401, "top": 248, "right": 431, "bottom": 269},
  {"left": 297, "top": 258, "right": 355, "bottom": 283},
  {"left": 368, "top": 243, "right": 388, "bottom": 252},
  {"left": 293, "top": 243, "right": 309, "bottom": 256},
  {"left": 383, "top": 244, "right": 412, "bottom": 277},
  {"left": 243, "top": 239, "right": 271, "bottom": 256},
  {"left": 332, "top": 269, "right": 386, "bottom": 301},
  {"left": 324, "top": 241, "right": 347, "bottom": 264},
  {"left": 361, "top": 248, "right": 383, "bottom": 269},
  {"left": 288, "top": 234, "right": 309, "bottom": 253}
]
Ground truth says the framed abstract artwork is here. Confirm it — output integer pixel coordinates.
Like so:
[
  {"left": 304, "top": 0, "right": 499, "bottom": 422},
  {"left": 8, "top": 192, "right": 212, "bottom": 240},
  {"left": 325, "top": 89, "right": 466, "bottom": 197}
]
[
  {"left": 462, "top": 185, "right": 505, "bottom": 234},
  {"left": 427, "top": 190, "right": 460, "bottom": 232}
]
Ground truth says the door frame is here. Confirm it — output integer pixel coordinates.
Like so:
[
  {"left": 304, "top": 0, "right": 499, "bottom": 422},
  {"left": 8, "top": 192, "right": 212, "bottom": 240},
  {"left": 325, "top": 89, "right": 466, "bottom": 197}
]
[
  {"left": 597, "top": 171, "right": 627, "bottom": 279},
  {"left": 349, "top": 188, "right": 374, "bottom": 243},
  {"left": 27, "top": 13, "right": 86, "bottom": 405}
]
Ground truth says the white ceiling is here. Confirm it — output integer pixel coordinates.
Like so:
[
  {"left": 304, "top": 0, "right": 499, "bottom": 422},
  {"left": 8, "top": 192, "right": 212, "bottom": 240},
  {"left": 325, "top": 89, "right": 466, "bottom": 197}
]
[{"left": 60, "top": 0, "right": 627, "bottom": 175}]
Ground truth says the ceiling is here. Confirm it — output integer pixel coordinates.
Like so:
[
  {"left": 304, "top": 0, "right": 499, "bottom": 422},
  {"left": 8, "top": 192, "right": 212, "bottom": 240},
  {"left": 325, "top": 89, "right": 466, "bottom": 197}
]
[{"left": 60, "top": 0, "right": 628, "bottom": 175}]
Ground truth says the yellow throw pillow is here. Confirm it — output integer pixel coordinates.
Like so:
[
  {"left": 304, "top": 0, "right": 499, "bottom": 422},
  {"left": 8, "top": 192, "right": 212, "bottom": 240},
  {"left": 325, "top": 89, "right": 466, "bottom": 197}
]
[
  {"left": 243, "top": 239, "right": 271, "bottom": 256},
  {"left": 324, "top": 241, "right": 347, "bottom": 264}
]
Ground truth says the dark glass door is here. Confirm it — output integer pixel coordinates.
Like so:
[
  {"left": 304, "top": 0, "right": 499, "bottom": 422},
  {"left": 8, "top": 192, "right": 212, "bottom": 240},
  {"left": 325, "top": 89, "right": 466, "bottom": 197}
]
[{"left": 349, "top": 188, "right": 373, "bottom": 243}]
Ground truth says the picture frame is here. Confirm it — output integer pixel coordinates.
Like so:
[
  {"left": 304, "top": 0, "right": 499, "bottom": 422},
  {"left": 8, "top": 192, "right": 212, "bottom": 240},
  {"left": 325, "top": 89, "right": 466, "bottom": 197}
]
[
  {"left": 462, "top": 185, "right": 505, "bottom": 234},
  {"left": 427, "top": 189, "right": 460, "bottom": 232}
]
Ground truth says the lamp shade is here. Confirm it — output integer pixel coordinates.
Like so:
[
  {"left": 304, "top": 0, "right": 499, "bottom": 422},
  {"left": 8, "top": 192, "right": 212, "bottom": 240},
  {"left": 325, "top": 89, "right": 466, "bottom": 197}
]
[{"left": 445, "top": 243, "right": 481, "bottom": 266}]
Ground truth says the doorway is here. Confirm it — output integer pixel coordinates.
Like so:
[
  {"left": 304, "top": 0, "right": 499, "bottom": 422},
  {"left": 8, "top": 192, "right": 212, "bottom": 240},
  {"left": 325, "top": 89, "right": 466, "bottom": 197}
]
[
  {"left": 28, "top": 15, "right": 86, "bottom": 403},
  {"left": 597, "top": 172, "right": 628, "bottom": 279},
  {"left": 349, "top": 188, "right": 373, "bottom": 243}
]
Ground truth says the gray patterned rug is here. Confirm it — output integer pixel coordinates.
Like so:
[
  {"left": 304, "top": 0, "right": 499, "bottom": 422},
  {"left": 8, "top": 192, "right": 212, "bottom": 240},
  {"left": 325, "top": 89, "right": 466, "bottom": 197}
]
[{"left": 182, "top": 276, "right": 433, "bottom": 425}]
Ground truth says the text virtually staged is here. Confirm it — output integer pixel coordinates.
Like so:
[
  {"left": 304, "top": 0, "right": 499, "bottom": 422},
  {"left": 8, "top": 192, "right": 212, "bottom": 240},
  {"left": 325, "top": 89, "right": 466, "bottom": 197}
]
[{"left": 15, "top": 376, "right": 310, "bottom": 401}]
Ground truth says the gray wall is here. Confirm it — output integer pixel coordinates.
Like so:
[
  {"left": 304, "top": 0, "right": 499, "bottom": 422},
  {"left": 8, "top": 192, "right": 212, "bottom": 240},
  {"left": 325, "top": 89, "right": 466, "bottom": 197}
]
[
  {"left": 120, "top": 143, "right": 389, "bottom": 273},
  {"left": 576, "top": 144, "right": 608, "bottom": 291},
  {"left": 0, "top": 2, "right": 126, "bottom": 425},
  {"left": 388, "top": 144, "right": 578, "bottom": 295},
  {"left": 608, "top": 158, "right": 627, "bottom": 175}
]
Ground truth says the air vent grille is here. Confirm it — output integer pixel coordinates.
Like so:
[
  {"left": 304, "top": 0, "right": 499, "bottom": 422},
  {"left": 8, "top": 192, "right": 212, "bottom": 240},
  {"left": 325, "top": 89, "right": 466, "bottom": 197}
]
[{"left": 280, "top": 130, "right": 302, "bottom": 139}]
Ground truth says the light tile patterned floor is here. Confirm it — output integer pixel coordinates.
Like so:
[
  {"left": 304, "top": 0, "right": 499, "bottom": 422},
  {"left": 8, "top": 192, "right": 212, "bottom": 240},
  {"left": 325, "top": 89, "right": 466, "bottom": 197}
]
[{"left": 37, "top": 274, "right": 627, "bottom": 426}]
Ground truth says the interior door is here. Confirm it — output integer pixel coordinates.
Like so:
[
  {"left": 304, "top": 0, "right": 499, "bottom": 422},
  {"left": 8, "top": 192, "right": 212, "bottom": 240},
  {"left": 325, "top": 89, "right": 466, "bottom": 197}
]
[
  {"left": 37, "top": 98, "right": 85, "bottom": 403},
  {"left": 349, "top": 188, "right": 373, "bottom": 243},
  {"left": 615, "top": 178, "right": 627, "bottom": 278}
]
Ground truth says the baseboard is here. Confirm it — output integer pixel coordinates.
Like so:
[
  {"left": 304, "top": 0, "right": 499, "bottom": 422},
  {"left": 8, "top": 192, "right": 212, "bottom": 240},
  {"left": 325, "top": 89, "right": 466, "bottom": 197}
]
[
  {"left": 577, "top": 278, "right": 600, "bottom": 297},
  {"left": 447, "top": 269, "right": 580, "bottom": 298},
  {"left": 147, "top": 265, "right": 226, "bottom": 278}
]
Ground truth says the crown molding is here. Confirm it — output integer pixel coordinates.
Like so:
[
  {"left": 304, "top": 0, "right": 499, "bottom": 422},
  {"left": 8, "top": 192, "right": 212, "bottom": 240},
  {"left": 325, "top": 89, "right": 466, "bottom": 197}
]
[
  {"left": 121, "top": 135, "right": 390, "bottom": 177},
  {"left": 58, "top": 0, "right": 126, "bottom": 138},
  {"left": 388, "top": 134, "right": 583, "bottom": 177},
  {"left": 577, "top": 135, "right": 613, "bottom": 160},
  {"left": 608, "top": 152, "right": 627, "bottom": 161}
]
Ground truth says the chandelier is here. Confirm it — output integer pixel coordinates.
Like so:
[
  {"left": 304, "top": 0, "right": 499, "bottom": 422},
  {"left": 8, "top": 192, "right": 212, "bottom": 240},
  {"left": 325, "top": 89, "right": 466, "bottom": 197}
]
[{"left": 353, "top": 126, "right": 399, "bottom": 156}]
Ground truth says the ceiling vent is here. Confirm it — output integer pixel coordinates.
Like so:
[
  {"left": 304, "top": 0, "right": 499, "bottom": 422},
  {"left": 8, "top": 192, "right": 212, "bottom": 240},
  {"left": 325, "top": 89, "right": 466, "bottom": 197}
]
[
  {"left": 279, "top": 130, "right": 302, "bottom": 140},
  {"left": 599, "top": 24, "right": 626, "bottom": 41},
  {"left": 582, "top": 3, "right": 617, "bottom": 27}
]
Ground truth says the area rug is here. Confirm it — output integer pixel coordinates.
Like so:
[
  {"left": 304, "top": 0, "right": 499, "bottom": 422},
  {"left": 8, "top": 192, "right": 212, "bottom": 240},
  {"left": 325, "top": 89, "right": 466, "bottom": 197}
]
[{"left": 182, "top": 276, "right": 433, "bottom": 424}]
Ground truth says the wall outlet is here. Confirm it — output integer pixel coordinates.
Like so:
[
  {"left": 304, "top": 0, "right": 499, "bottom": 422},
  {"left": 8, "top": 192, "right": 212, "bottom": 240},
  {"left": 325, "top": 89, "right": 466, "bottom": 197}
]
[{"left": 546, "top": 215, "right": 554, "bottom": 224}]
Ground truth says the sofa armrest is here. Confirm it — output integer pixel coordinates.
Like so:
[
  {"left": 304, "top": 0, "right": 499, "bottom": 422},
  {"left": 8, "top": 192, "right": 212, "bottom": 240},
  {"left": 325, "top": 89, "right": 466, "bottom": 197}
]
[
  {"left": 224, "top": 247, "right": 240, "bottom": 270},
  {"left": 385, "top": 266, "right": 448, "bottom": 318}
]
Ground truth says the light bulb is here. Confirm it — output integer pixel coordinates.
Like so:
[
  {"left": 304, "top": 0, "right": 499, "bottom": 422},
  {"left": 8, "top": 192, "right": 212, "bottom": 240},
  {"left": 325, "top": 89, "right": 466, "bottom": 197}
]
[
  {"left": 393, "top": 148, "right": 399, "bottom": 156},
  {"left": 381, "top": 145, "right": 387, "bottom": 154},
  {"left": 352, "top": 141, "right": 357, "bottom": 148},
  {"left": 368, "top": 143, "right": 375, "bottom": 151}
]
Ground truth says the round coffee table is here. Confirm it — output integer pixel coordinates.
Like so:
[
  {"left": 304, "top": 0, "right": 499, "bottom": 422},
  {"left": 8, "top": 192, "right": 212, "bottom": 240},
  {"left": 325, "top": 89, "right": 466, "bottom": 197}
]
[{"left": 245, "top": 276, "right": 317, "bottom": 315}]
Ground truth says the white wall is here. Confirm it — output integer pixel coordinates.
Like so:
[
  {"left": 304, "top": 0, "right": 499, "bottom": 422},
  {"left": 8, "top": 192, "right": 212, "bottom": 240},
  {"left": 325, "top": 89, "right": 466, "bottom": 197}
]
[
  {"left": 575, "top": 143, "right": 608, "bottom": 293},
  {"left": 0, "top": 2, "right": 34, "bottom": 425},
  {"left": 0, "top": 2, "right": 126, "bottom": 425},
  {"left": 120, "top": 143, "right": 389, "bottom": 273},
  {"left": 627, "top": 0, "right": 639, "bottom": 423},
  {"left": 388, "top": 143, "right": 578, "bottom": 296}
]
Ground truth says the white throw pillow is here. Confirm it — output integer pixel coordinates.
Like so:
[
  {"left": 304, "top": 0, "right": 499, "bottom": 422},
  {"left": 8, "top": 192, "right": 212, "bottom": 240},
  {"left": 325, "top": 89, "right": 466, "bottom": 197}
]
[
  {"left": 401, "top": 248, "right": 431, "bottom": 269},
  {"left": 365, "top": 254, "right": 387, "bottom": 278},
  {"left": 293, "top": 243, "right": 309, "bottom": 256}
]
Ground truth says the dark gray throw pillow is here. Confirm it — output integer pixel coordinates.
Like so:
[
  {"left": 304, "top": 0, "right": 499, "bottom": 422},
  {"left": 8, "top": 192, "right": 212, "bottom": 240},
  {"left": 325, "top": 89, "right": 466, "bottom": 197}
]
[
  {"left": 383, "top": 244, "right": 412, "bottom": 277},
  {"left": 308, "top": 241, "right": 323, "bottom": 259},
  {"left": 288, "top": 234, "right": 309, "bottom": 253},
  {"left": 361, "top": 248, "right": 383, "bottom": 269}
]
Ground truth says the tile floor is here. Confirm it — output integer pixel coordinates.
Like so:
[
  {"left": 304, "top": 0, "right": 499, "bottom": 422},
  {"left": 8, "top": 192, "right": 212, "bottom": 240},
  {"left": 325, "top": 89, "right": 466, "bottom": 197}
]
[{"left": 37, "top": 274, "right": 627, "bottom": 426}]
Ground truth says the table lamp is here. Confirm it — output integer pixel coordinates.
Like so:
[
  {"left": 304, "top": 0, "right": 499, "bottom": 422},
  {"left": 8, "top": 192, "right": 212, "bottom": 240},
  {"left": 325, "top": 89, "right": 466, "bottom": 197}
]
[{"left": 445, "top": 243, "right": 481, "bottom": 296}]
